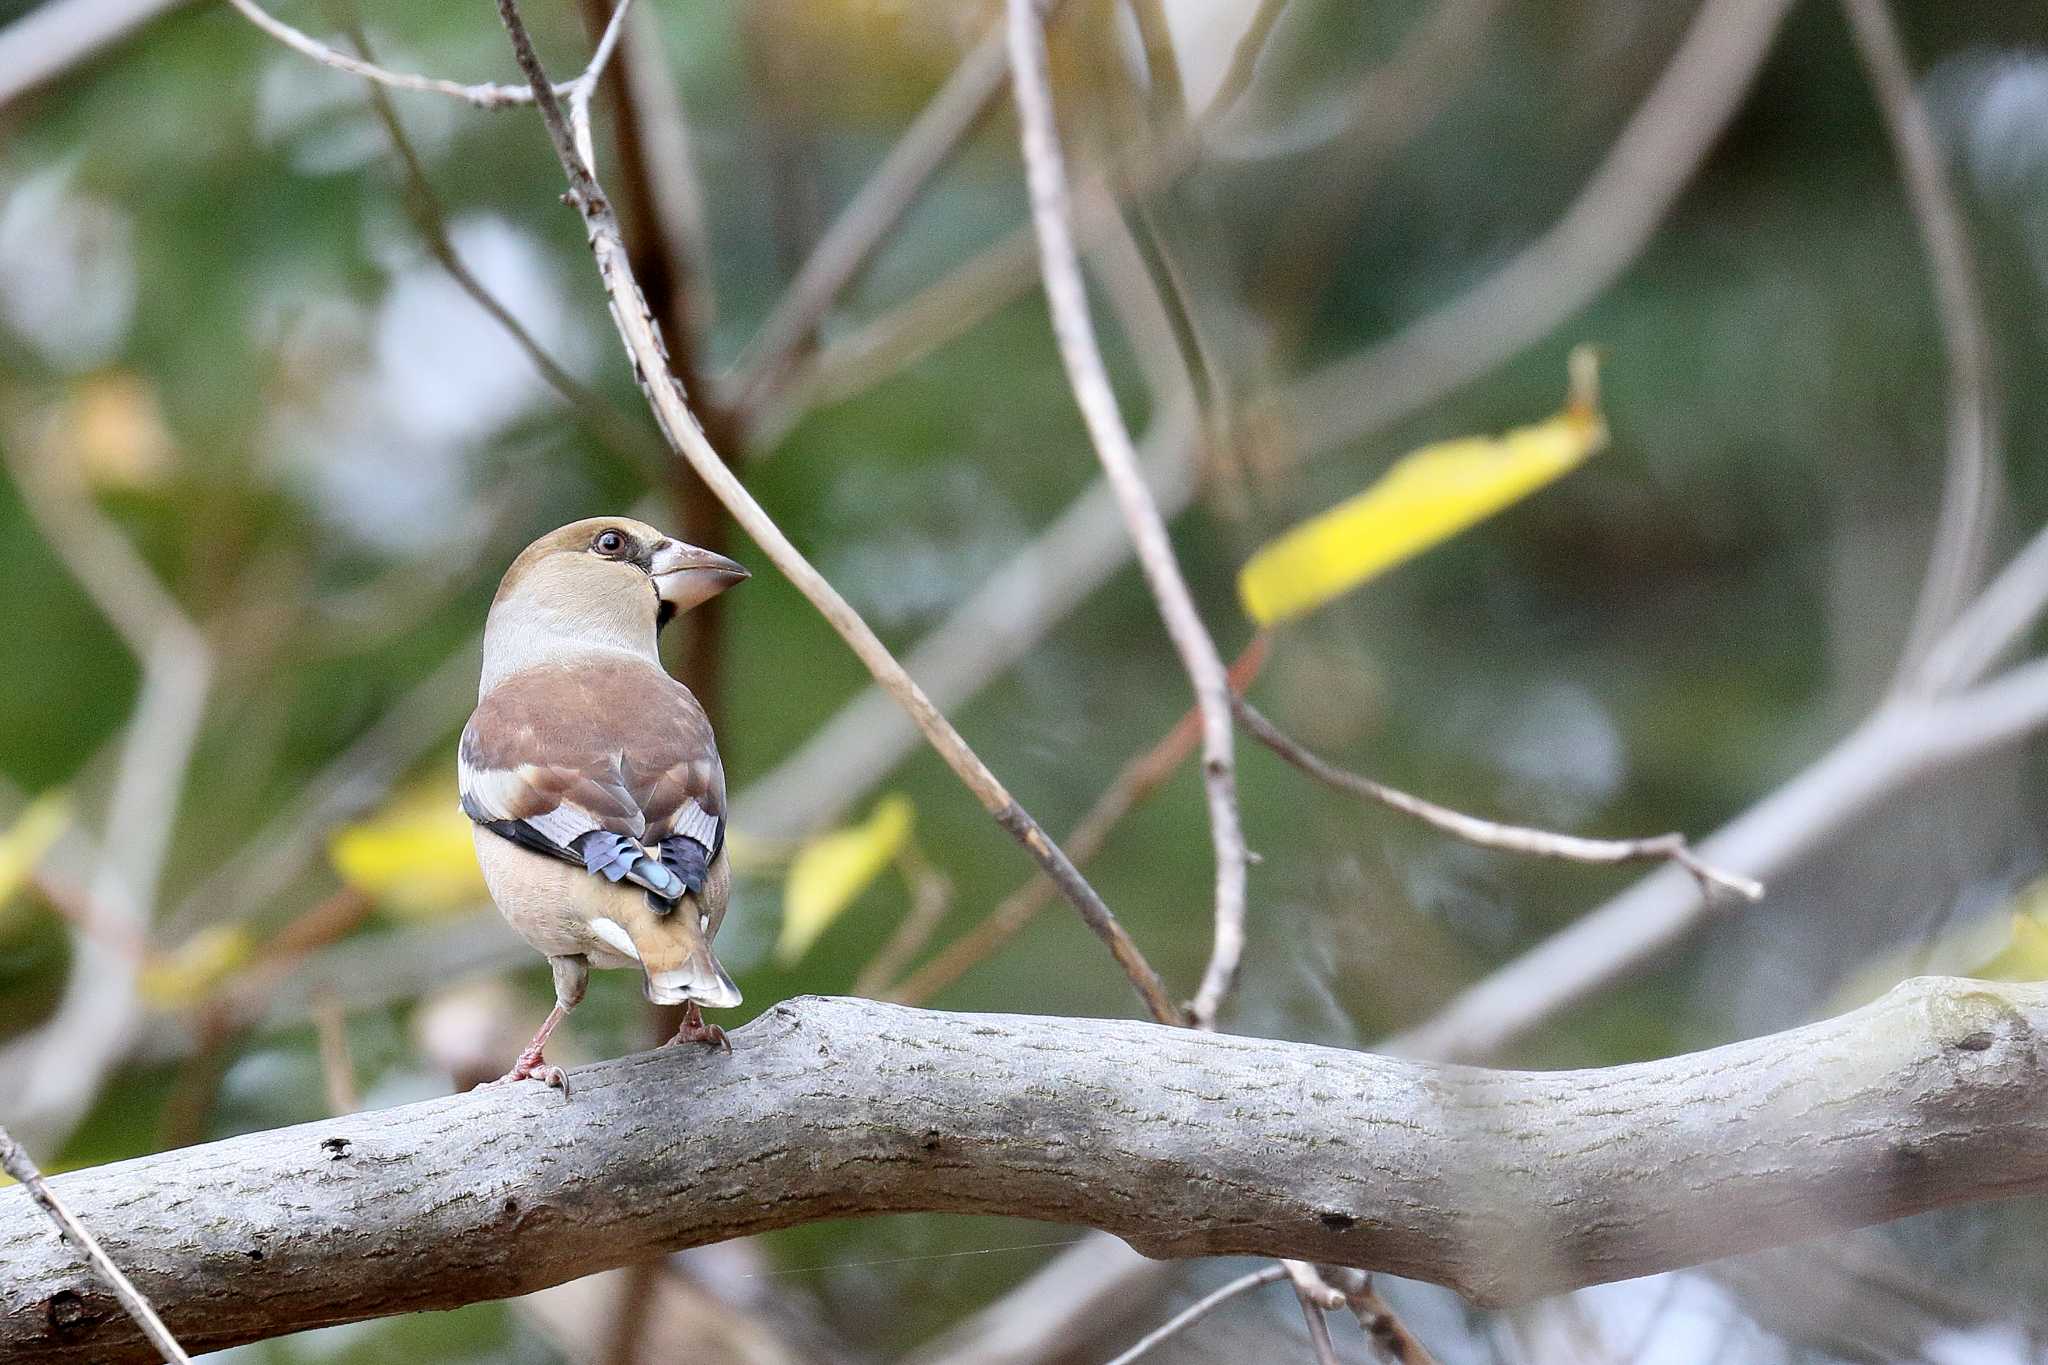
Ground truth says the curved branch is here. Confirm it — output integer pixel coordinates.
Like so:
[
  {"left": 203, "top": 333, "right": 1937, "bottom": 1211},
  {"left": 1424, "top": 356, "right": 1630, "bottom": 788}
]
[
  {"left": 7, "top": 981, "right": 2048, "bottom": 1361},
  {"left": 1840, "top": 0, "right": 2003, "bottom": 689}
]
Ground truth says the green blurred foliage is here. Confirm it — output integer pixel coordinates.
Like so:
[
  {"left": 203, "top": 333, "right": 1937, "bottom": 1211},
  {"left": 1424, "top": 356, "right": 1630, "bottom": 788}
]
[{"left": 1, "top": 0, "right": 2045, "bottom": 1358}]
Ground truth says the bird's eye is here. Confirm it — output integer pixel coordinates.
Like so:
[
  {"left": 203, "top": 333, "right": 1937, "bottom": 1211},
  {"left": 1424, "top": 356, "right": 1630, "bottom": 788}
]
[{"left": 593, "top": 530, "right": 627, "bottom": 557}]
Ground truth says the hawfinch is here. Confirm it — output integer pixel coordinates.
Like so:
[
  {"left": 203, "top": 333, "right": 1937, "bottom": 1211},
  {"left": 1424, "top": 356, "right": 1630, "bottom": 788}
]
[{"left": 460, "top": 517, "right": 749, "bottom": 1089}]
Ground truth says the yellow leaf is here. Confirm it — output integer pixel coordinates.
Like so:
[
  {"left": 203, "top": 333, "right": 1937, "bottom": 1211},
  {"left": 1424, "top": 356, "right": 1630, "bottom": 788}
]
[
  {"left": 1827, "top": 877, "right": 2048, "bottom": 1014},
  {"left": 0, "top": 792, "right": 70, "bottom": 916},
  {"left": 43, "top": 371, "right": 176, "bottom": 491},
  {"left": 139, "top": 925, "right": 254, "bottom": 1008},
  {"left": 329, "top": 784, "right": 487, "bottom": 919},
  {"left": 778, "top": 795, "right": 915, "bottom": 965},
  {"left": 1238, "top": 347, "right": 1608, "bottom": 625},
  {"left": 1971, "top": 880, "right": 2048, "bottom": 982}
]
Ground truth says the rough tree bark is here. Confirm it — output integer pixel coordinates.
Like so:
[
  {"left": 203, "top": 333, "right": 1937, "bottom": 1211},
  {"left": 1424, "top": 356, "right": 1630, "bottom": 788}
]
[{"left": 4, "top": 981, "right": 2047, "bottom": 1362}]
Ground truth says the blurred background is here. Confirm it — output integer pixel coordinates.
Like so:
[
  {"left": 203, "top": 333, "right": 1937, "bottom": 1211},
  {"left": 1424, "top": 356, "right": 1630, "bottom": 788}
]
[{"left": 2, "top": 0, "right": 2047, "bottom": 1360}]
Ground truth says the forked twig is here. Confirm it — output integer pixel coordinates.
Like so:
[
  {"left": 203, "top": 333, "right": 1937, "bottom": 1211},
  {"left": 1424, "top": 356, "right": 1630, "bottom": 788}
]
[
  {"left": 1007, "top": 0, "right": 1247, "bottom": 1028},
  {"left": 486, "top": 0, "right": 1178, "bottom": 1025},
  {"left": 1234, "top": 697, "right": 1763, "bottom": 902},
  {"left": 884, "top": 636, "right": 1270, "bottom": 1005},
  {"left": 565, "top": 0, "right": 634, "bottom": 172},
  {"left": 229, "top": 0, "right": 561, "bottom": 107},
  {"left": 0, "top": 1124, "right": 192, "bottom": 1363},
  {"left": 342, "top": 21, "right": 658, "bottom": 476}
]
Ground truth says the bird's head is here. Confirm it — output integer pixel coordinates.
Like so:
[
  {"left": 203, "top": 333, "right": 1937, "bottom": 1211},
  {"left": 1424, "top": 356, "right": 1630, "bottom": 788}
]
[{"left": 483, "top": 518, "right": 748, "bottom": 680}]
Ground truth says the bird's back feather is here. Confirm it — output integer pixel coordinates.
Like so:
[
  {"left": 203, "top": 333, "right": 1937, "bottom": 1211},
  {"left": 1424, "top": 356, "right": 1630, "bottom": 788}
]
[{"left": 459, "top": 657, "right": 725, "bottom": 900}]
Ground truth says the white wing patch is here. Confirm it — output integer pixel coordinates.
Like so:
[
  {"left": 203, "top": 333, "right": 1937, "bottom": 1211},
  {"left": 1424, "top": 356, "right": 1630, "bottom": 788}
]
[
  {"left": 457, "top": 754, "right": 526, "bottom": 822},
  {"left": 458, "top": 752, "right": 609, "bottom": 849},
  {"left": 524, "top": 803, "right": 600, "bottom": 848},
  {"left": 672, "top": 797, "right": 718, "bottom": 848}
]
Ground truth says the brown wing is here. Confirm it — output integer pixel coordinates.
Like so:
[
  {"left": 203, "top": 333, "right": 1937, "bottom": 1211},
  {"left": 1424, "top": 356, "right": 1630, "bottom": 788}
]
[{"left": 459, "top": 659, "right": 725, "bottom": 861}]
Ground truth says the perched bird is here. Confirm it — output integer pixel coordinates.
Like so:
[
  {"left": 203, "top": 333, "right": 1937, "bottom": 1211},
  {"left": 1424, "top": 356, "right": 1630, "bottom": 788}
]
[{"left": 460, "top": 517, "right": 749, "bottom": 1090}]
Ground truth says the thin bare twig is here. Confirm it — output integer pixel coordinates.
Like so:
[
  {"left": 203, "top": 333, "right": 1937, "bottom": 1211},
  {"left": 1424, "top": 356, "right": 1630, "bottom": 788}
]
[
  {"left": 1007, "top": 0, "right": 1246, "bottom": 1028},
  {"left": 885, "top": 636, "right": 1270, "bottom": 1005},
  {"left": 1103, "top": 1266, "right": 1290, "bottom": 1365},
  {"left": 574, "top": 0, "right": 737, "bottom": 721},
  {"left": 1293, "top": 1288, "right": 1343, "bottom": 1365},
  {"left": 1234, "top": 698, "right": 1764, "bottom": 903},
  {"left": 343, "top": 24, "right": 658, "bottom": 477},
  {"left": 1840, "top": 0, "right": 2003, "bottom": 689},
  {"left": 227, "top": 0, "right": 564, "bottom": 106},
  {"left": 488, "top": 0, "right": 1178, "bottom": 1025},
  {"left": 0, "top": 1124, "right": 192, "bottom": 1364},
  {"left": 1205, "top": 0, "right": 1291, "bottom": 121},
  {"left": 1284, "top": 0, "right": 1797, "bottom": 459},
  {"left": 565, "top": 0, "right": 634, "bottom": 171},
  {"left": 613, "top": 2, "right": 717, "bottom": 340},
  {"left": 1385, "top": 659, "right": 2048, "bottom": 1063},
  {"left": 726, "top": 21, "right": 1012, "bottom": 423},
  {"left": 1324, "top": 1271, "right": 1439, "bottom": 1365}
]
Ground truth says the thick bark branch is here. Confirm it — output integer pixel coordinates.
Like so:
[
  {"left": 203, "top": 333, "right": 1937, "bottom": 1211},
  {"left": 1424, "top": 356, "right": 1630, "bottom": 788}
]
[{"left": 6, "top": 981, "right": 2048, "bottom": 1361}]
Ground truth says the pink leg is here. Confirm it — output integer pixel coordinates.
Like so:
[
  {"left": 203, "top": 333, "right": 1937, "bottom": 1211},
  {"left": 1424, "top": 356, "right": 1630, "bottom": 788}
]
[
  {"left": 482, "top": 956, "right": 585, "bottom": 1097},
  {"left": 489, "top": 1005, "right": 570, "bottom": 1096},
  {"left": 663, "top": 1001, "right": 729, "bottom": 1053}
]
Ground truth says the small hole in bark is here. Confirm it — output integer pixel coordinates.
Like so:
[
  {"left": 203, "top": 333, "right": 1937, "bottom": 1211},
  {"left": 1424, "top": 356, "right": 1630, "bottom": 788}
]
[
  {"left": 1955, "top": 1030, "right": 1995, "bottom": 1052},
  {"left": 922, "top": 1130, "right": 943, "bottom": 1151},
  {"left": 246, "top": 1248, "right": 265, "bottom": 1261},
  {"left": 45, "top": 1289, "right": 87, "bottom": 1333},
  {"left": 503, "top": 1197, "right": 521, "bottom": 1217},
  {"left": 321, "top": 1136, "right": 351, "bottom": 1159},
  {"left": 1319, "top": 1211, "right": 1357, "bottom": 1232}
]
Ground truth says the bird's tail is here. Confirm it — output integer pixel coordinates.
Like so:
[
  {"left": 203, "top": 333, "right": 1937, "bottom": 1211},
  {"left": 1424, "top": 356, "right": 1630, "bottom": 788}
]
[{"left": 644, "top": 940, "right": 742, "bottom": 1009}]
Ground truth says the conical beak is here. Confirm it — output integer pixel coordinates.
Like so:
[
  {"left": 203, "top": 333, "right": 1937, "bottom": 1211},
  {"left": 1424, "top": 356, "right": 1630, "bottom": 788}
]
[{"left": 651, "top": 540, "right": 749, "bottom": 618}]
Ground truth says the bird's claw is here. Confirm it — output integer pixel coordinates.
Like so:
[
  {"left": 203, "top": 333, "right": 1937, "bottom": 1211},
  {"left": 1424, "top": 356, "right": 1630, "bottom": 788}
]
[
  {"left": 481, "top": 1057, "right": 573, "bottom": 1100},
  {"left": 664, "top": 1020, "right": 730, "bottom": 1052},
  {"left": 664, "top": 1002, "right": 730, "bottom": 1053}
]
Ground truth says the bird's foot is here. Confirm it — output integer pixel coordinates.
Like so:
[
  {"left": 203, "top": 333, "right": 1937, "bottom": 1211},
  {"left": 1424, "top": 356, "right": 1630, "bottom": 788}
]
[
  {"left": 482, "top": 1052, "right": 572, "bottom": 1099},
  {"left": 663, "top": 1001, "right": 730, "bottom": 1053}
]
